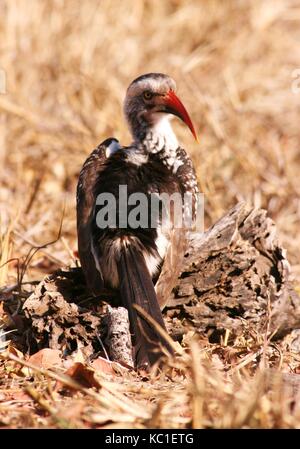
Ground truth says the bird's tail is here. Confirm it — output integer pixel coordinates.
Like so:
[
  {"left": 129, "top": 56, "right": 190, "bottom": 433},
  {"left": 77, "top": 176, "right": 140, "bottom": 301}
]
[{"left": 117, "top": 244, "right": 173, "bottom": 369}]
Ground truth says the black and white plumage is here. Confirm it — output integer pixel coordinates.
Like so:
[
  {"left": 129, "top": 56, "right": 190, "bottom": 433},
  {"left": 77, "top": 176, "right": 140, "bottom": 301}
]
[{"left": 77, "top": 73, "right": 198, "bottom": 369}]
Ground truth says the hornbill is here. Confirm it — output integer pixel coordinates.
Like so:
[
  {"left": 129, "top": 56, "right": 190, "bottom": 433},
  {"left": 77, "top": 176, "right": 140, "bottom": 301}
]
[{"left": 76, "top": 73, "right": 198, "bottom": 369}]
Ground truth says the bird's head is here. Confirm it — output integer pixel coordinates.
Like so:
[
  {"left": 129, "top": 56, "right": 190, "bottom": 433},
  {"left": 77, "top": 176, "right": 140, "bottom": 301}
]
[{"left": 124, "top": 73, "right": 198, "bottom": 143}]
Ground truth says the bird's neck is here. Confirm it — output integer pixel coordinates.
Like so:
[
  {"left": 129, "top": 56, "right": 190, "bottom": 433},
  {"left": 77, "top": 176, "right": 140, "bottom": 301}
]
[{"left": 133, "top": 115, "right": 179, "bottom": 154}]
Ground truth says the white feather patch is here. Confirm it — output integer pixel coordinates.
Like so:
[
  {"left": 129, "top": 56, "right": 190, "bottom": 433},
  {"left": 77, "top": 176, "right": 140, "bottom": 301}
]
[
  {"left": 105, "top": 140, "right": 121, "bottom": 158},
  {"left": 125, "top": 150, "right": 149, "bottom": 166}
]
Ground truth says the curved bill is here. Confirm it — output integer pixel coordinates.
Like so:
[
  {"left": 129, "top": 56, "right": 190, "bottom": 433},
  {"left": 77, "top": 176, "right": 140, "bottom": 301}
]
[{"left": 164, "top": 90, "right": 198, "bottom": 142}]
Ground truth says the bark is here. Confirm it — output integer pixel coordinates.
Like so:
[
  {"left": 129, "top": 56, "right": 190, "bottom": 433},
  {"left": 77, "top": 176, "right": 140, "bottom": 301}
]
[
  {"left": 165, "top": 202, "right": 300, "bottom": 343},
  {"left": 104, "top": 305, "right": 134, "bottom": 367}
]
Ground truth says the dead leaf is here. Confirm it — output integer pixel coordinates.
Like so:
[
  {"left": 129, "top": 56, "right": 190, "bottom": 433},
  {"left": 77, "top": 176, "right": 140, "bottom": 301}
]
[
  {"left": 28, "top": 348, "right": 62, "bottom": 369},
  {"left": 2, "top": 344, "right": 29, "bottom": 376},
  {"left": 5, "top": 344, "right": 24, "bottom": 359},
  {"left": 60, "top": 362, "right": 101, "bottom": 390},
  {"left": 90, "top": 357, "right": 115, "bottom": 375}
]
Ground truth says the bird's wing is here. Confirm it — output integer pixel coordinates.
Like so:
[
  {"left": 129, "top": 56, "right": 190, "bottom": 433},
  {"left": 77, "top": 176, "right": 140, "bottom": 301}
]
[
  {"left": 155, "top": 146, "right": 199, "bottom": 309},
  {"left": 76, "top": 138, "right": 120, "bottom": 295},
  {"left": 155, "top": 227, "right": 187, "bottom": 310}
]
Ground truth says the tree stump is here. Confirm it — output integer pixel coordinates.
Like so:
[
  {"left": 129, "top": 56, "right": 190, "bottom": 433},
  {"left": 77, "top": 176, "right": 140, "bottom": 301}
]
[{"left": 165, "top": 202, "right": 300, "bottom": 343}]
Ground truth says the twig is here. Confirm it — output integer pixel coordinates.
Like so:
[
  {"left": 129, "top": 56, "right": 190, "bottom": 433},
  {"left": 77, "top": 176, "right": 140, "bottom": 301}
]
[
  {"left": 133, "top": 304, "right": 184, "bottom": 357},
  {"left": 3, "top": 352, "right": 150, "bottom": 420}
]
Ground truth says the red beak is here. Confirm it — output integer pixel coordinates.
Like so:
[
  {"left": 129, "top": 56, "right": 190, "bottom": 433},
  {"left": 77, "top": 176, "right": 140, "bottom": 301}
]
[{"left": 164, "top": 90, "right": 198, "bottom": 142}]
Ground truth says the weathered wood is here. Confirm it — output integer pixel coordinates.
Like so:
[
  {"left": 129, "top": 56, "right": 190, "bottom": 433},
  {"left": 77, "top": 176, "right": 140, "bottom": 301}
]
[
  {"left": 21, "top": 202, "right": 300, "bottom": 357},
  {"left": 104, "top": 305, "right": 134, "bottom": 367},
  {"left": 22, "top": 271, "right": 104, "bottom": 356},
  {"left": 165, "top": 202, "right": 300, "bottom": 342}
]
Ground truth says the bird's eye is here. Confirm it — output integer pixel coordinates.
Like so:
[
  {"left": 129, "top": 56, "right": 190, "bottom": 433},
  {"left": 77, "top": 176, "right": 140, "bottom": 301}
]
[{"left": 143, "top": 91, "right": 153, "bottom": 100}]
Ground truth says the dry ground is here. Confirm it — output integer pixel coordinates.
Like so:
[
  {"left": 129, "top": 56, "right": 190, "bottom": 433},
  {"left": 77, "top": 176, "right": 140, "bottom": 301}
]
[{"left": 0, "top": 0, "right": 300, "bottom": 429}]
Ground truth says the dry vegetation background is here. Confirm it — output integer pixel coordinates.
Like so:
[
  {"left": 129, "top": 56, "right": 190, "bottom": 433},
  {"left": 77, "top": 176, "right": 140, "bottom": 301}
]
[{"left": 0, "top": 0, "right": 300, "bottom": 429}]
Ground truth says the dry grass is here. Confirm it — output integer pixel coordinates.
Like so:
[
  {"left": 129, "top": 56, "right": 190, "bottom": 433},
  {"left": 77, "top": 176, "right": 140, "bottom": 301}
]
[
  {"left": 0, "top": 0, "right": 300, "bottom": 428},
  {"left": 1, "top": 339, "right": 300, "bottom": 429}
]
